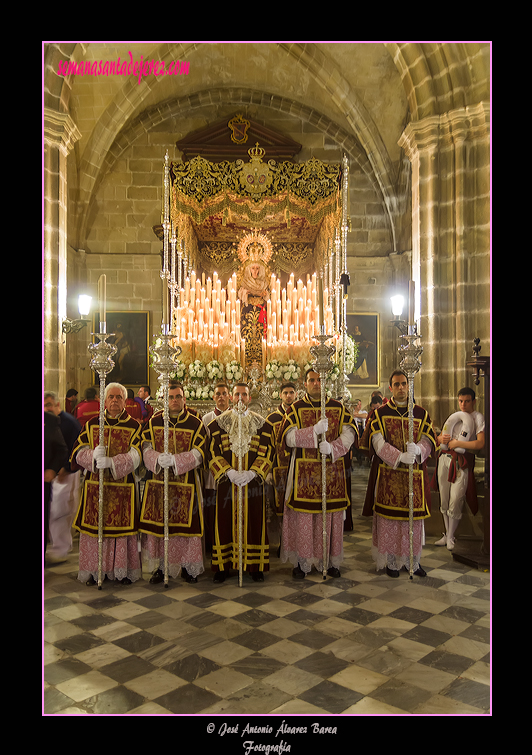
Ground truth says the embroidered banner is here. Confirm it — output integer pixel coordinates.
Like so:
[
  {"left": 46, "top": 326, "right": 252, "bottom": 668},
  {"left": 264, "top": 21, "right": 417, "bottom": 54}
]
[{"left": 80, "top": 480, "right": 136, "bottom": 536}]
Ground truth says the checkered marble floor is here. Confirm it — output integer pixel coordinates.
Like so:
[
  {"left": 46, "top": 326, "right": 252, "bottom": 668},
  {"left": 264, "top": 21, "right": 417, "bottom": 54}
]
[{"left": 44, "top": 466, "right": 491, "bottom": 717}]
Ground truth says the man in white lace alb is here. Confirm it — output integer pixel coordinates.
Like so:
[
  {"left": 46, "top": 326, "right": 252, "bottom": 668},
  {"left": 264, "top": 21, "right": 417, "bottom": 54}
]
[
  {"left": 208, "top": 383, "right": 275, "bottom": 583},
  {"left": 139, "top": 382, "right": 208, "bottom": 583}
]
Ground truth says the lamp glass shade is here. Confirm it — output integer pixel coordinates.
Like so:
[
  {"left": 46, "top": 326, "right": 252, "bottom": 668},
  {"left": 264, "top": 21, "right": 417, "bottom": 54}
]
[
  {"left": 390, "top": 295, "right": 404, "bottom": 317},
  {"left": 78, "top": 295, "right": 92, "bottom": 316}
]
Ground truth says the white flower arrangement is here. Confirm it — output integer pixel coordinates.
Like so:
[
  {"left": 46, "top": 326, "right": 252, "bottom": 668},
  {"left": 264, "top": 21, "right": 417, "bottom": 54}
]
[
  {"left": 225, "top": 360, "right": 243, "bottom": 382},
  {"left": 188, "top": 359, "right": 206, "bottom": 380},
  {"left": 169, "top": 359, "right": 186, "bottom": 381},
  {"left": 338, "top": 335, "right": 358, "bottom": 375},
  {"left": 265, "top": 359, "right": 283, "bottom": 380},
  {"left": 282, "top": 359, "right": 300, "bottom": 382},
  {"left": 185, "top": 384, "right": 211, "bottom": 400},
  {"left": 206, "top": 360, "right": 224, "bottom": 381}
]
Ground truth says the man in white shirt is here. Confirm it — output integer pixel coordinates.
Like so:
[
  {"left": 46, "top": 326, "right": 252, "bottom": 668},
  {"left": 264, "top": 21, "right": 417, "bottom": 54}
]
[{"left": 435, "top": 387, "right": 485, "bottom": 550}]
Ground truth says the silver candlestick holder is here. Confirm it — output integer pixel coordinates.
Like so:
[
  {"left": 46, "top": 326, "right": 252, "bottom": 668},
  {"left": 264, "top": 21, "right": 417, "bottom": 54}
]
[
  {"left": 149, "top": 330, "right": 182, "bottom": 587},
  {"left": 310, "top": 333, "right": 336, "bottom": 579},
  {"left": 398, "top": 324, "right": 423, "bottom": 580},
  {"left": 88, "top": 331, "right": 117, "bottom": 589}
]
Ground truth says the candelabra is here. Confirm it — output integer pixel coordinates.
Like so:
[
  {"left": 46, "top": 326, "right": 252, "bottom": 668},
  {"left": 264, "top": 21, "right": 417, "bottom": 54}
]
[
  {"left": 149, "top": 330, "right": 182, "bottom": 587},
  {"left": 398, "top": 324, "right": 423, "bottom": 579},
  {"left": 310, "top": 333, "right": 337, "bottom": 579},
  {"left": 88, "top": 329, "right": 117, "bottom": 589}
]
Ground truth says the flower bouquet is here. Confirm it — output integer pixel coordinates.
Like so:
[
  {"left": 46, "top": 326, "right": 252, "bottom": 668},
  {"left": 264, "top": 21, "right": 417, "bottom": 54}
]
[
  {"left": 281, "top": 359, "right": 300, "bottom": 382},
  {"left": 206, "top": 360, "right": 224, "bottom": 382},
  {"left": 188, "top": 359, "right": 206, "bottom": 381},
  {"left": 265, "top": 359, "right": 283, "bottom": 381},
  {"left": 169, "top": 359, "right": 186, "bottom": 382},
  {"left": 184, "top": 384, "right": 213, "bottom": 401},
  {"left": 225, "top": 360, "right": 243, "bottom": 384}
]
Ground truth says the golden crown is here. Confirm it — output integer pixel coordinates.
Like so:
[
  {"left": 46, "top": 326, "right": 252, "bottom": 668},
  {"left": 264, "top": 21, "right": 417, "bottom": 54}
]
[{"left": 248, "top": 142, "right": 266, "bottom": 160}]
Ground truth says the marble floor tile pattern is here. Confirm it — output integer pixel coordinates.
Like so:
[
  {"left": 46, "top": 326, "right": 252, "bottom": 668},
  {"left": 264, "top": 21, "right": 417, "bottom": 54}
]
[{"left": 44, "top": 466, "right": 491, "bottom": 716}]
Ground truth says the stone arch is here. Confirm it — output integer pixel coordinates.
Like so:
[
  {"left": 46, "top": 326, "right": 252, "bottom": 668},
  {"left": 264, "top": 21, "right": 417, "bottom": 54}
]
[
  {"left": 386, "top": 42, "right": 490, "bottom": 121},
  {"left": 75, "top": 87, "right": 398, "bottom": 252},
  {"left": 51, "top": 42, "right": 404, "bottom": 252}
]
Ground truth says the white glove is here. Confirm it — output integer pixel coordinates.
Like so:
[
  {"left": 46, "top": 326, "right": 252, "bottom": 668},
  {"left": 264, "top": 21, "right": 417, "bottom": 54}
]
[
  {"left": 407, "top": 442, "right": 421, "bottom": 457},
  {"left": 314, "top": 418, "right": 328, "bottom": 436},
  {"left": 95, "top": 454, "right": 113, "bottom": 469},
  {"left": 319, "top": 440, "right": 332, "bottom": 456},
  {"left": 227, "top": 469, "right": 239, "bottom": 484},
  {"left": 400, "top": 449, "right": 416, "bottom": 465},
  {"left": 93, "top": 445, "right": 106, "bottom": 460},
  {"left": 158, "top": 452, "right": 175, "bottom": 469},
  {"left": 238, "top": 471, "right": 256, "bottom": 486}
]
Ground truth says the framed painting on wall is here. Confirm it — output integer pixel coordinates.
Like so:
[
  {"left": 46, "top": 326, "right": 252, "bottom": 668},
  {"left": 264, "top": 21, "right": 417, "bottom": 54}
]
[
  {"left": 346, "top": 312, "right": 379, "bottom": 388},
  {"left": 92, "top": 311, "right": 150, "bottom": 388}
]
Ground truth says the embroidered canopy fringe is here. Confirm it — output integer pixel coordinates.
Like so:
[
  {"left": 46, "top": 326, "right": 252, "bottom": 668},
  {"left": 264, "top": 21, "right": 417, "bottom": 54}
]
[{"left": 170, "top": 155, "right": 342, "bottom": 228}]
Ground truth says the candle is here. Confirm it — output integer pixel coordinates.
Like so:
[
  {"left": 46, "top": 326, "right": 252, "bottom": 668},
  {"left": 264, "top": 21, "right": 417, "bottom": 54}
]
[
  {"left": 98, "top": 274, "right": 106, "bottom": 330},
  {"left": 408, "top": 280, "right": 415, "bottom": 326},
  {"left": 318, "top": 277, "right": 324, "bottom": 332},
  {"left": 162, "top": 279, "right": 168, "bottom": 328}
]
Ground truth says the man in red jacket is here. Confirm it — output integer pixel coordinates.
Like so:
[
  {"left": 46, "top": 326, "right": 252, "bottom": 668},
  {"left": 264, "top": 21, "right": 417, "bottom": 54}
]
[{"left": 74, "top": 387, "right": 100, "bottom": 427}]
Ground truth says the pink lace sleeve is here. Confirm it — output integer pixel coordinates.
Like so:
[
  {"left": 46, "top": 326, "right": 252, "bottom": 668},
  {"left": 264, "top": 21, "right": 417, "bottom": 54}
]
[
  {"left": 372, "top": 432, "right": 402, "bottom": 468},
  {"left": 174, "top": 451, "right": 199, "bottom": 476},
  {"left": 330, "top": 438, "right": 347, "bottom": 462},
  {"left": 418, "top": 436, "right": 433, "bottom": 463},
  {"left": 292, "top": 426, "right": 317, "bottom": 448},
  {"left": 76, "top": 447, "right": 94, "bottom": 471},
  {"left": 111, "top": 450, "right": 139, "bottom": 479},
  {"left": 379, "top": 443, "right": 402, "bottom": 467},
  {"left": 330, "top": 427, "right": 356, "bottom": 462},
  {"left": 143, "top": 445, "right": 160, "bottom": 473}
]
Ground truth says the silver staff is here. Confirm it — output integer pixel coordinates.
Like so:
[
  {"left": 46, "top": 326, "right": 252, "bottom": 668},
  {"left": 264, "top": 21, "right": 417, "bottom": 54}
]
[
  {"left": 150, "top": 332, "right": 181, "bottom": 588},
  {"left": 233, "top": 396, "right": 246, "bottom": 587},
  {"left": 88, "top": 330, "right": 117, "bottom": 590},
  {"left": 310, "top": 334, "right": 336, "bottom": 580},
  {"left": 398, "top": 326, "right": 423, "bottom": 579}
]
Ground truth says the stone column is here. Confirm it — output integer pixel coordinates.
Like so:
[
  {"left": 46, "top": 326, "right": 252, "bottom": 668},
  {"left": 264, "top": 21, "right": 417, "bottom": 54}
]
[
  {"left": 43, "top": 108, "right": 81, "bottom": 399},
  {"left": 398, "top": 102, "right": 490, "bottom": 426}
]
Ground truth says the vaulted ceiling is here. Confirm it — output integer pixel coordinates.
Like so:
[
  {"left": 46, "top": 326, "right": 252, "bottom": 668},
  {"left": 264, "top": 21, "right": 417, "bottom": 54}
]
[{"left": 43, "top": 42, "right": 490, "bottom": 255}]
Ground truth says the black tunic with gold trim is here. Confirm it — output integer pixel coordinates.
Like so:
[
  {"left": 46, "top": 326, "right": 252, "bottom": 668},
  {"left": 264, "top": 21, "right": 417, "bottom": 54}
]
[
  {"left": 208, "top": 409, "right": 275, "bottom": 573},
  {"left": 265, "top": 405, "right": 291, "bottom": 518},
  {"left": 139, "top": 409, "right": 208, "bottom": 538},
  {"left": 278, "top": 395, "right": 358, "bottom": 514},
  {"left": 72, "top": 410, "right": 142, "bottom": 538},
  {"left": 360, "top": 398, "right": 437, "bottom": 521}
]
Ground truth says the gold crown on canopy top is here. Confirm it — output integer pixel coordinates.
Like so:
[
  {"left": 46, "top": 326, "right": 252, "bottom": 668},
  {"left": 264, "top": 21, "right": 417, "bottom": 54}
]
[
  {"left": 248, "top": 142, "right": 266, "bottom": 160},
  {"left": 236, "top": 228, "right": 273, "bottom": 265}
]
